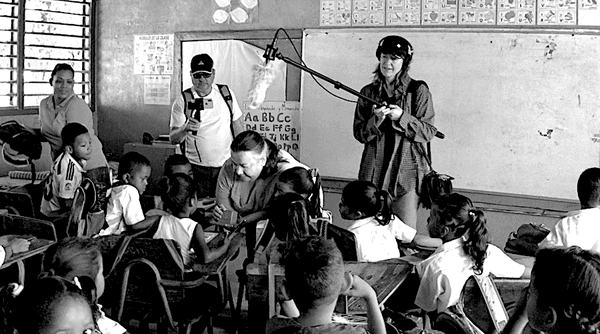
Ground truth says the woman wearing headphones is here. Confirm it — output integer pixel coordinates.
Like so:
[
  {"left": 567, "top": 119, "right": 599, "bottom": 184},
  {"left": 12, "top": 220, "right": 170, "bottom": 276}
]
[{"left": 353, "top": 35, "right": 438, "bottom": 228}]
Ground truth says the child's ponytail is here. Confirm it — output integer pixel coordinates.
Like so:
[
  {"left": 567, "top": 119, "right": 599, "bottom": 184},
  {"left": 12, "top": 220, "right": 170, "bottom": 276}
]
[
  {"left": 374, "top": 189, "right": 393, "bottom": 226},
  {"left": 463, "top": 208, "right": 489, "bottom": 275}
]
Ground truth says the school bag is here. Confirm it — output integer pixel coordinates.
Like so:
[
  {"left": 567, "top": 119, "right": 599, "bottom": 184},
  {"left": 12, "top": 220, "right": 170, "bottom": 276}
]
[
  {"left": 405, "top": 80, "right": 454, "bottom": 209},
  {"left": 504, "top": 222, "right": 550, "bottom": 256}
]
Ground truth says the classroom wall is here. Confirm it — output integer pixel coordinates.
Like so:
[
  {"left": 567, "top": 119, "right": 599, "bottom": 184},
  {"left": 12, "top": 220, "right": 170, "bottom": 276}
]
[{"left": 95, "top": 0, "right": 320, "bottom": 159}]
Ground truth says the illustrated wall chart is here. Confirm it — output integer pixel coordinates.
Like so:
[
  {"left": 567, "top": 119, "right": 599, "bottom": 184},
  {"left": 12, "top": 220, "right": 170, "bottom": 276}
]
[{"left": 320, "top": 0, "right": 599, "bottom": 25}]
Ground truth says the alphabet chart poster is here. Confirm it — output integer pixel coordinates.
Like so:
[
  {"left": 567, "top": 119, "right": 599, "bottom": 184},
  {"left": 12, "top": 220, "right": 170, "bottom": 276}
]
[
  {"left": 242, "top": 101, "right": 301, "bottom": 159},
  {"left": 387, "top": 0, "right": 423, "bottom": 25},
  {"left": 422, "top": 0, "right": 459, "bottom": 24},
  {"left": 320, "top": 0, "right": 352, "bottom": 26},
  {"left": 497, "top": 0, "right": 536, "bottom": 25},
  {"left": 352, "top": 0, "right": 386, "bottom": 25}
]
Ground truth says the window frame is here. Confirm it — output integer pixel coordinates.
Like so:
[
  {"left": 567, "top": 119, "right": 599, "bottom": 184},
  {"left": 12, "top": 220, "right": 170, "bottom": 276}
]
[{"left": 0, "top": 0, "right": 95, "bottom": 116}]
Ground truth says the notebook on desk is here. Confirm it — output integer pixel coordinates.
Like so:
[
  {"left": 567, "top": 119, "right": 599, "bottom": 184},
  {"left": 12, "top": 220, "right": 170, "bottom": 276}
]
[
  {"left": 212, "top": 210, "right": 238, "bottom": 228},
  {"left": 204, "top": 231, "right": 218, "bottom": 243}
]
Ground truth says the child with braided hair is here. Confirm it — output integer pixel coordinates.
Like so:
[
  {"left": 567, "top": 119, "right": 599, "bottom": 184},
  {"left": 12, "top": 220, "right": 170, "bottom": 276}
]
[{"left": 415, "top": 193, "right": 530, "bottom": 314}]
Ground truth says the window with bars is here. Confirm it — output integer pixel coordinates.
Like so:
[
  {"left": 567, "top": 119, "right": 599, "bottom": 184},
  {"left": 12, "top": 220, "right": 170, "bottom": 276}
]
[{"left": 0, "top": 0, "right": 93, "bottom": 114}]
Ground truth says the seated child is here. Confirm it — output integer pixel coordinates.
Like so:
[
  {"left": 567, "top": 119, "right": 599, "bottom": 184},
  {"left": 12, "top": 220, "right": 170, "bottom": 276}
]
[
  {"left": 256, "top": 192, "right": 312, "bottom": 264},
  {"left": 339, "top": 180, "right": 441, "bottom": 262},
  {"left": 415, "top": 193, "right": 531, "bottom": 314},
  {"left": 266, "top": 236, "right": 386, "bottom": 334},
  {"left": 503, "top": 246, "right": 600, "bottom": 334},
  {"left": 539, "top": 167, "right": 600, "bottom": 252},
  {"left": 0, "top": 276, "right": 101, "bottom": 334},
  {"left": 0, "top": 237, "right": 30, "bottom": 266},
  {"left": 45, "top": 236, "right": 127, "bottom": 334},
  {"left": 274, "top": 167, "right": 324, "bottom": 218},
  {"left": 99, "top": 151, "right": 151, "bottom": 235},
  {"left": 134, "top": 173, "right": 231, "bottom": 266},
  {"left": 41, "top": 122, "right": 92, "bottom": 217}
]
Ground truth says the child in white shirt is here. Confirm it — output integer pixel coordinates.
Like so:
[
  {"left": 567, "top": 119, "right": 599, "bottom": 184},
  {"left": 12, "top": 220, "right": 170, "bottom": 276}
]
[
  {"left": 415, "top": 193, "right": 530, "bottom": 315},
  {"left": 41, "top": 122, "right": 92, "bottom": 217},
  {"left": 338, "top": 180, "right": 441, "bottom": 262},
  {"left": 539, "top": 167, "right": 600, "bottom": 252},
  {"left": 99, "top": 151, "right": 151, "bottom": 235}
]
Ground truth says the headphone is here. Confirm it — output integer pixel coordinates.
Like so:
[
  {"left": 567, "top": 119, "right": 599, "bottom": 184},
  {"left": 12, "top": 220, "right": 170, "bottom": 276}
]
[{"left": 376, "top": 35, "right": 414, "bottom": 62}]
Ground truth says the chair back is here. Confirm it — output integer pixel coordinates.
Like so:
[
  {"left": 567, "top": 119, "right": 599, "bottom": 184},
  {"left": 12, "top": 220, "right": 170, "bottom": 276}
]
[
  {"left": 433, "top": 275, "right": 508, "bottom": 334},
  {"left": 116, "top": 238, "right": 186, "bottom": 307},
  {"left": 322, "top": 222, "right": 358, "bottom": 261},
  {"left": 0, "top": 213, "right": 57, "bottom": 241},
  {"left": 0, "top": 189, "right": 36, "bottom": 218}
]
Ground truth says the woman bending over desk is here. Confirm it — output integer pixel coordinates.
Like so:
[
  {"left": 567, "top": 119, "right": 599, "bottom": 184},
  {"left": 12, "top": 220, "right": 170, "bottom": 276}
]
[{"left": 214, "top": 130, "right": 306, "bottom": 257}]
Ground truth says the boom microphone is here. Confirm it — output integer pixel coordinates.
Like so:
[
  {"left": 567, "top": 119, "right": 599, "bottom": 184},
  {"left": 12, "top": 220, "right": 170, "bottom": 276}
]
[{"left": 247, "top": 60, "right": 277, "bottom": 110}]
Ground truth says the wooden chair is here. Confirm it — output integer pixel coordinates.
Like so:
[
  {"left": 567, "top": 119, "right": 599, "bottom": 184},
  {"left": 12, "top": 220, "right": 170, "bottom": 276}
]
[
  {"left": 113, "top": 237, "right": 214, "bottom": 334},
  {"left": 0, "top": 213, "right": 57, "bottom": 241},
  {"left": 433, "top": 275, "right": 509, "bottom": 334},
  {"left": 317, "top": 220, "right": 358, "bottom": 261}
]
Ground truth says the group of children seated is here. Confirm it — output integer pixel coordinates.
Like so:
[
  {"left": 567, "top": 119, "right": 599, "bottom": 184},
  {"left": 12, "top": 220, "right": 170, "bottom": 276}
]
[{"left": 2, "top": 120, "right": 600, "bottom": 334}]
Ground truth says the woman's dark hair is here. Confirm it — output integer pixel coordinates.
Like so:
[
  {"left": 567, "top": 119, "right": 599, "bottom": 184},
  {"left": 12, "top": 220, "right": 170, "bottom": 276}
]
[
  {"left": 160, "top": 173, "right": 197, "bottom": 216},
  {"left": 230, "top": 130, "right": 285, "bottom": 178},
  {"left": 533, "top": 247, "right": 600, "bottom": 334},
  {"left": 44, "top": 237, "right": 102, "bottom": 286},
  {"left": 0, "top": 276, "right": 97, "bottom": 334},
  {"left": 342, "top": 180, "right": 392, "bottom": 225},
  {"left": 268, "top": 192, "right": 311, "bottom": 242},
  {"left": 49, "top": 63, "right": 75, "bottom": 85},
  {"left": 277, "top": 167, "right": 322, "bottom": 217},
  {"left": 434, "top": 193, "right": 489, "bottom": 275}
]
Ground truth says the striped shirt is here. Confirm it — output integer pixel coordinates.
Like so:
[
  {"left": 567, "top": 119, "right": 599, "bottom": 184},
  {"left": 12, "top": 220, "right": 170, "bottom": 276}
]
[{"left": 41, "top": 151, "right": 85, "bottom": 216}]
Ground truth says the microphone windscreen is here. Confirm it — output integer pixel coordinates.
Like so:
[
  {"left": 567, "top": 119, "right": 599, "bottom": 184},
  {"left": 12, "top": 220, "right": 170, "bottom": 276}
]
[{"left": 247, "top": 61, "right": 277, "bottom": 110}]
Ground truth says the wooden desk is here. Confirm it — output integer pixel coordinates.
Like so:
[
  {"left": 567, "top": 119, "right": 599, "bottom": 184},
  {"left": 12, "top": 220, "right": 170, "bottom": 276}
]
[
  {"left": 0, "top": 236, "right": 55, "bottom": 284},
  {"left": 342, "top": 260, "right": 414, "bottom": 314},
  {"left": 192, "top": 232, "right": 244, "bottom": 311}
]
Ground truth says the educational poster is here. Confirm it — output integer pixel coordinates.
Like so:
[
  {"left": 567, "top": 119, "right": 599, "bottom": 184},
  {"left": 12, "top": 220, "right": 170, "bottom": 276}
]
[
  {"left": 579, "top": 0, "right": 600, "bottom": 25},
  {"left": 387, "top": 0, "right": 422, "bottom": 25},
  {"left": 352, "top": 0, "right": 386, "bottom": 25},
  {"left": 242, "top": 101, "right": 301, "bottom": 159},
  {"left": 537, "top": 0, "right": 577, "bottom": 24},
  {"left": 422, "top": 0, "right": 458, "bottom": 24},
  {"left": 133, "top": 34, "right": 174, "bottom": 75},
  {"left": 143, "top": 75, "right": 171, "bottom": 105},
  {"left": 320, "top": 0, "right": 352, "bottom": 26},
  {"left": 497, "top": 0, "right": 536, "bottom": 24},
  {"left": 458, "top": 0, "right": 496, "bottom": 24}
]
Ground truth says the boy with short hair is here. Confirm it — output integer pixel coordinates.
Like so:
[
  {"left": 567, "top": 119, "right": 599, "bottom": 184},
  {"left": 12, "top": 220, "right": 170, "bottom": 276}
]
[
  {"left": 41, "top": 122, "right": 92, "bottom": 217},
  {"left": 266, "top": 236, "right": 386, "bottom": 334},
  {"left": 539, "top": 167, "right": 600, "bottom": 251},
  {"left": 99, "top": 151, "right": 151, "bottom": 235}
]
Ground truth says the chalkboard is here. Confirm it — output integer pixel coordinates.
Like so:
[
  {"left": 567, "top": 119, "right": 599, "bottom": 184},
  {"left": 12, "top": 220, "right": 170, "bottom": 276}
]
[{"left": 300, "top": 28, "right": 600, "bottom": 200}]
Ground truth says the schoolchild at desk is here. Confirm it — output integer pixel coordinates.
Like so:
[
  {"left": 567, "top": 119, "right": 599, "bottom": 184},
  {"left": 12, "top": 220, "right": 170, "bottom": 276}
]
[
  {"left": 148, "top": 154, "right": 216, "bottom": 227},
  {"left": 98, "top": 152, "right": 151, "bottom": 236},
  {"left": 337, "top": 180, "right": 441, "bottom": 262},
  {"left": 415, "top": 193, "right": 531, "bottom": 320},
  {"left": 131, "top": 173, "right": 232, "bottom": 266},
  {"left": 40, "top": 122, "right": 91, "bottom": 219},
  {"left": 539, "top": 167, "right": 600, "bottom": 252},
  {"left": 265, "top": 236, "right": 386, "bottom": 334}
]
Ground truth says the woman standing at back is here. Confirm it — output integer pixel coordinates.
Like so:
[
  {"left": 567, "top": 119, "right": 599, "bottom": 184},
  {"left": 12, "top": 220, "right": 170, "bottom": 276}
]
[{"left": 353, "top": 35, "right": 437, "bottom": 228}]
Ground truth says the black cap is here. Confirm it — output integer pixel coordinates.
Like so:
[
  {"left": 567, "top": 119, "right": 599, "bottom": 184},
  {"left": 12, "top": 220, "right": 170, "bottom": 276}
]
[
  {"left": 190, "top": 54, "right": 213, "bottom": 73},
  {"left": 376, "top": 35, "right": 413, "bottom": 59}
]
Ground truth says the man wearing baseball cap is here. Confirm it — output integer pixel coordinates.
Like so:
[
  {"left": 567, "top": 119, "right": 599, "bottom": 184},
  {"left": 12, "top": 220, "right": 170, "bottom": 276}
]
[{"left": 169, "top": 53, "right": 245, "bottom": 197}]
